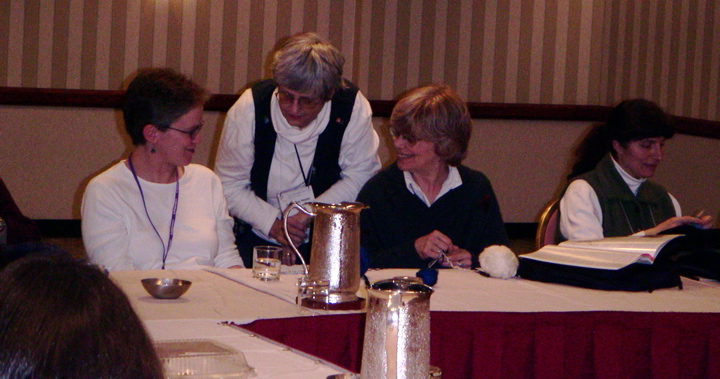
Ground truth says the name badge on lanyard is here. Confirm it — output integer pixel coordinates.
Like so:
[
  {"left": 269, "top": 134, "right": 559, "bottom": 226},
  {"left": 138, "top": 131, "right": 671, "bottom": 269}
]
[{"left": 277, "top": 184, "right": 315, "bottom": 215}]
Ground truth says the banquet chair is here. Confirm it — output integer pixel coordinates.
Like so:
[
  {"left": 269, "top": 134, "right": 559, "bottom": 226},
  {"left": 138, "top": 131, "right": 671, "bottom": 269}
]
[{"left": 535, "top": 198, "right": 560, "bottom": 250}]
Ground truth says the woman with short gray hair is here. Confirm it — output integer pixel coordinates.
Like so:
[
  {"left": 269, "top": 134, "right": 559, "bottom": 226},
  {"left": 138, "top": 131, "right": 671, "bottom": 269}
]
[
  {"left": 216, "top": 32, "right": 380, "bottom": 267},
  {"left": 272, "top": 32, "right": 345, "bottom": 101}
]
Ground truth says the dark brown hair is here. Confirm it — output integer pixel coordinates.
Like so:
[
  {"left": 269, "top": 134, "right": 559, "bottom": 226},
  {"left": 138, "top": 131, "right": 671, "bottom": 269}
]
[
  {"left": 0, "top": 254, "right": 164, "bottom": 378},
  {"left": 123, "top": 67, "right": 208, "bottom": 145},
  {"left": 568, "top": 99, "right": 675, "bottom": 179}
]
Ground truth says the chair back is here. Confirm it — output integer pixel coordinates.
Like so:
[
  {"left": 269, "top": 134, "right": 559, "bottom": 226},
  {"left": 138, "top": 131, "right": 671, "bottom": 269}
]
[{"left": 535, "top": 198, "right": 560, "bottom": 250}]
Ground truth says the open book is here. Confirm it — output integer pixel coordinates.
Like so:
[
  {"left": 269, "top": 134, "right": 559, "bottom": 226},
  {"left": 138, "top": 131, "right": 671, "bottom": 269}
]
[{"left": 520, "top": 235, "right": 683, "bottom": 270}]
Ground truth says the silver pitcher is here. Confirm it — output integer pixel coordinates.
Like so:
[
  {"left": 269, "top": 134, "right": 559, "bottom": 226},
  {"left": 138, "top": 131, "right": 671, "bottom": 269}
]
[
  {"left": 283, "top": 201, "right": 368, "bottom": 308},
  {"left": 361, "top": 278, "right": 434, "bottom": 379}
]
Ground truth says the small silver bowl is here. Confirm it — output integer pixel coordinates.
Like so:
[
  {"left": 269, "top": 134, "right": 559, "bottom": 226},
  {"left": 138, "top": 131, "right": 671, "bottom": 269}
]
[{"left": 141, "top": 278, "right": 192, "bottom": 299}]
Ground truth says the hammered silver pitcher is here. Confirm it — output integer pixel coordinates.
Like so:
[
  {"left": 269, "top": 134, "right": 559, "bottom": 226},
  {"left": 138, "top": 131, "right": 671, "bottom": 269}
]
[
  {"left": 283, "top": 201, "right": 367, "bottom": 307},
  {"left": 361, "top": 278, "right": 434, "bottom": 379}
]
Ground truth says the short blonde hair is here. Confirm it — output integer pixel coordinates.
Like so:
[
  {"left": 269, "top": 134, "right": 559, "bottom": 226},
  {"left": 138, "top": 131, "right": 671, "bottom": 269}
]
[
  {"left": 272, "top": 32, "right": 345, "bottom": 101},
  {"left": 390, "top": 85, "right": 471, "bottom": 166}
]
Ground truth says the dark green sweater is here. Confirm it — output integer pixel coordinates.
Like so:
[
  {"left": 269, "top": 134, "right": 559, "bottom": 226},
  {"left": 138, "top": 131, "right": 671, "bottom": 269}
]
[{"left": 575, "top": 154, "right": 676, "bottom": 237}]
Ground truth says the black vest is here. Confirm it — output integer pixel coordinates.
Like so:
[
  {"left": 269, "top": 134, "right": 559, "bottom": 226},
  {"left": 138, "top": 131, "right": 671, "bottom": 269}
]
[{"left": 250, "top": 79, "right": 358, "bottom": 200}]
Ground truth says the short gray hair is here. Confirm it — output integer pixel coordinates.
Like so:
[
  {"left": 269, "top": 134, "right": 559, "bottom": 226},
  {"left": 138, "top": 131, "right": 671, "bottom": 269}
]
[{"left": 272, "top": 32, "right": 346, "bottom": 101}]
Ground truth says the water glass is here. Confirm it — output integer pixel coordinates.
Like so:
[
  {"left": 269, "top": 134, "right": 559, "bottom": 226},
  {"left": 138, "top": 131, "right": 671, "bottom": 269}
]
[
  {"left": 252, "top": 245, "right": 282, "bottom": 281},
  {"left": 296, "top": 276, "right": 330, "bottom": 306}
]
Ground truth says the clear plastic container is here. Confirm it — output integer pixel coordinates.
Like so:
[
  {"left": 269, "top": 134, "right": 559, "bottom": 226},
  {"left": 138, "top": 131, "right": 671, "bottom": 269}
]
[{"left": 155, "top": 339, "right": 256, "bottom": 378}]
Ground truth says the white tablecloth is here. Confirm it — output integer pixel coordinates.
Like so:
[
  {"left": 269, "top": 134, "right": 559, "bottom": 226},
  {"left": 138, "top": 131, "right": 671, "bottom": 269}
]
[
  {"left": 202, "top": 266, "right": 306, "bottom": 306},
  {"left": 111, "top": 267, "right": 720, "bottom": 379},
  {"left": 112, "top": 267, "right": 720, "bottom": 327},
  {"left": 110, "top": 268, "right": 312, "bottom": 324},
  {"left": 365, "top": 268, "right": 720, "bottom": 313},
  {"left": 145, "top": 319, "right": 351, "bottom": 378}
]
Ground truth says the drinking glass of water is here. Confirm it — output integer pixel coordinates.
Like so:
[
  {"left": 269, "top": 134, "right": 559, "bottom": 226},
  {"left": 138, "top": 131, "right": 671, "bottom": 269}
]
[{"left": 252, "top": 245, "right": 282, "bottom": 281}]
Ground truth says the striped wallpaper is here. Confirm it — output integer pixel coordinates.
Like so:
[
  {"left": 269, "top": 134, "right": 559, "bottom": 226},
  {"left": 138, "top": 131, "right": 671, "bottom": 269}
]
[{"left": 1, "top": 0, "right": 718, "bottom": 121}]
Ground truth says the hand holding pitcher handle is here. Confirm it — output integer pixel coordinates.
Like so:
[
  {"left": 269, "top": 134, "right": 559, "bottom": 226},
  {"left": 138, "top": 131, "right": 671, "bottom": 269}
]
[{"left": 283, "top": 202, "right": 314, "bottom": 275}]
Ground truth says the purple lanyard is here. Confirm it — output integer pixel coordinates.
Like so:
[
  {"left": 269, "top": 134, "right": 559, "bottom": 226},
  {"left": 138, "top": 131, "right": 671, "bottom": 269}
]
[{"left": 127, "top": 154, "right": 179, "bottom": 269}]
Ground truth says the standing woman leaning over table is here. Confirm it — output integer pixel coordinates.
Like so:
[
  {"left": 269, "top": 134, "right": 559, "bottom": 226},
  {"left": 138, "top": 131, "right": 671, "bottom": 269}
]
[
  {"left": 357, "top": 85, "right": 509, "bottom": 269},
  {"left": 214, "top": 32, "right": 380, "bottom": 267},
  {"left": 559, "top": 99, "right": 714, "bottom": 241},
  {"left": 82, "top": 68, "right": 245, "bottom": 271}
]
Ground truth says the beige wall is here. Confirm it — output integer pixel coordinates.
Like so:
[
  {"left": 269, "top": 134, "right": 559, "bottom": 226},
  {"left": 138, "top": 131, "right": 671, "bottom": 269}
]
[
  {"left": 2, "top": 0, "right": 719, "bottom": 223},
  {"left": 2, "top": 105, "right": 719, "bottom": 223},
  {"left": 2, "top": 0, "right": 719, "bottom": 120}
]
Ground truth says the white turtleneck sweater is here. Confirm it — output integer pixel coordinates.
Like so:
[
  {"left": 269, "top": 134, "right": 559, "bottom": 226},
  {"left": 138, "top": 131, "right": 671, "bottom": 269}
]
[{"left": 215, "top": 87, "right": 380, "bottom": 242}]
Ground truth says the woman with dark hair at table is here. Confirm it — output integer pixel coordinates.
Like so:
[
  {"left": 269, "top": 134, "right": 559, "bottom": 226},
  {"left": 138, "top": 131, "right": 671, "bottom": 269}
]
[
  {"left": 357, "top": 84, "right": 509, "bottom": 269},
  {"left": 559, "top": 99, "right": 714, "bottom": 241},
  {"left": 0, "top": 254, "right": 164, "bottom": 378},
  {"left": 215, "top": 32, "right": 380, "bottom": 266},
  {"left": 82, "top": 68, "right": 244, "bottom": 270}
]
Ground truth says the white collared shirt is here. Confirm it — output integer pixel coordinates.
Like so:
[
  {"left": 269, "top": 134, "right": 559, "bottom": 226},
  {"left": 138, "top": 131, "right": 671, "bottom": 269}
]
[{"left": 403, "top": 166, "right": 463, "bottom": 207}]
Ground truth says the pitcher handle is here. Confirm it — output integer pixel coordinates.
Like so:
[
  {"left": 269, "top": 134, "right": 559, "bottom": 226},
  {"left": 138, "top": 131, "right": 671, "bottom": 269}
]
[{"left": 283, "top": 202, "right": 313, "bottom": 276}]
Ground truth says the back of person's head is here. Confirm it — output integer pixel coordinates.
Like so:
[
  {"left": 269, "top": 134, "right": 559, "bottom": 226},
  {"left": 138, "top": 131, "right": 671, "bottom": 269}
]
[
  {"left": 272, "top": 32, "right": 345, "bottom": 101},
  {"left": 0, "top": 255, "right": 164, "bottom": 378},
  {"left": 568, "top": 98, "right": 674, "bottom": 179},
  {"left": 123, "top": 67, "right": 208, "bottom": 145},
  {"left": 390, "top": 84, "right": 472, "bottom": 167}
]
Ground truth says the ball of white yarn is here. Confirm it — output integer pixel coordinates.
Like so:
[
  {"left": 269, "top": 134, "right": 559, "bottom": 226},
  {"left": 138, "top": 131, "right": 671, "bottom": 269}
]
[{"left": 479, "top": 245, "right": 518, "bottom": 279}]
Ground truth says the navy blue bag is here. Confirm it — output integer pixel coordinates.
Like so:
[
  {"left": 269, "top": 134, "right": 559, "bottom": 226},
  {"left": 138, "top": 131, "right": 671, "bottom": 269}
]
[
  {"left": 518, "top": 227, "right": 720, "bottom": 292},
  {"left": 517, "top": 258, "right": 682, "bottom": 292}
]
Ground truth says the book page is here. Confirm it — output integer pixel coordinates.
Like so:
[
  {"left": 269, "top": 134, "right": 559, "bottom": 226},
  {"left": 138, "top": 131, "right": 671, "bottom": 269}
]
[
  {"left": 558, "top": 234, "right": 682, "bottom": 259},
  {"left": 521, "top": 245, "right": 645, "bottom": 270}
]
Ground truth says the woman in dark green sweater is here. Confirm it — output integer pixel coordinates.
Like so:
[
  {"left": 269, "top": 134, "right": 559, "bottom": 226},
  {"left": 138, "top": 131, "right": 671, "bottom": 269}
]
[
  {"left": 357, "top": 85, "right": 509, "bottom": 269},
  {"left": 559, "top": 99, "right": 713, "bottom": 241}
]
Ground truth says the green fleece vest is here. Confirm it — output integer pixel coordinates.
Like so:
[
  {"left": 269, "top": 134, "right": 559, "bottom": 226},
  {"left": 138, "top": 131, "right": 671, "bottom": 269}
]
[{"left": 576, "top": 154, "right": 676, "bottom": 237}]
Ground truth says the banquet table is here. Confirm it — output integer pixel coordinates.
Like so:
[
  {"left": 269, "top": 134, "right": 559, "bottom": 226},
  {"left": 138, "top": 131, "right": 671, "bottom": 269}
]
[
  {"left": 112, "top": 267, "right": 720, "bottom": 379},
  {"left": 111, "top": 269, "right": 354, "bottom": 378}
]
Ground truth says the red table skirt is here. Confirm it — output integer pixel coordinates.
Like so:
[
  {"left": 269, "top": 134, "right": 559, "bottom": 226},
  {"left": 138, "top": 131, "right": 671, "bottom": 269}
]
[{"left": 240, "top": 311, "right": 720, "bottom": 379}]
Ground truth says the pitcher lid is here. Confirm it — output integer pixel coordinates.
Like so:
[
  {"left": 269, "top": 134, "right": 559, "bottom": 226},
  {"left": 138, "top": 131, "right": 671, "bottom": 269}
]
[
  {"left": 309, "top": 201, "right": 368, "bottom": 211},
  {"left": 371, "top": 278, "right": 433, "bottom": 294}
]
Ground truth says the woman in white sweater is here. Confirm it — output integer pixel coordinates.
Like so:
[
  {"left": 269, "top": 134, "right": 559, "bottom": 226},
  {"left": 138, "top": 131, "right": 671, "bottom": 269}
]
[{"left": 82, "top": 68, "right": 244, "bottom": 271}]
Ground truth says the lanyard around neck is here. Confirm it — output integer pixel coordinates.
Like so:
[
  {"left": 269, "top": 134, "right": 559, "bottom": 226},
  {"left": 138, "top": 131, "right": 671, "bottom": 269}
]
[
  {"left": 619, "top": 201, "right": 657, "bottom": 234},
  {"left": 127, "top": 154, "right": 179, "bottom": 269},
  {"left": 294, "top": 144, "right": 314, "bottom": 187}
]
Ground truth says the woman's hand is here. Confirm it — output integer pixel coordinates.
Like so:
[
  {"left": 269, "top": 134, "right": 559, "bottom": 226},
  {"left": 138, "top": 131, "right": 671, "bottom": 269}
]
[
  {"left": 268, "top": 212, "right": 311, "bottom": 248},
  {"left": 695, "top": 214, "right": 715, "bottom": 229},
  {"left": 415, "top": 230, "right": 453, "bottom": 261},
  {"left": 281, "top": 245, "right": 297, "bottom": 265},
  {"left": 443, "top": 246, "right": 472, "bottom": 268},
  {"left": 644, "top": 214, "right": 714, "bottom": 236}
]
